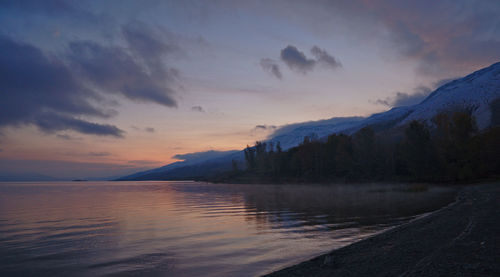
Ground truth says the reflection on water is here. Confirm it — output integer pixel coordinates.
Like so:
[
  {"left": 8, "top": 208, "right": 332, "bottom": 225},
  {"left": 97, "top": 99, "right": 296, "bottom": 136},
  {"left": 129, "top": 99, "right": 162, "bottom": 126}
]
[{"left": 0, "top": 181, "right": 456, "bottom": 276}]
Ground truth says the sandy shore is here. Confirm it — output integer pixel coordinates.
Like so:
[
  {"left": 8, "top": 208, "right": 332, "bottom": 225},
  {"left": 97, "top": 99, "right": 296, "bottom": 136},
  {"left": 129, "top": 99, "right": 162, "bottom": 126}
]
[{"left": 264, "top": 183, "right": 500, "bottom": 277}]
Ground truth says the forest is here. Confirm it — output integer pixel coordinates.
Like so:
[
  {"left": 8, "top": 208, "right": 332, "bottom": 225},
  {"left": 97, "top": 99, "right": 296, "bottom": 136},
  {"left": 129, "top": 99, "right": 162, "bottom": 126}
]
[{"left": 212, "top": 111, "right": 500, "bottom": 183}]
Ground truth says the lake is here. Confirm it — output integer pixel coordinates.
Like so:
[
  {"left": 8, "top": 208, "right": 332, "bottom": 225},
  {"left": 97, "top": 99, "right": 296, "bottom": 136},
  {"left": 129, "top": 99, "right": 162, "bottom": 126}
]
[{"left": 0, "top": 181, "right": 456, "bottom": 276}]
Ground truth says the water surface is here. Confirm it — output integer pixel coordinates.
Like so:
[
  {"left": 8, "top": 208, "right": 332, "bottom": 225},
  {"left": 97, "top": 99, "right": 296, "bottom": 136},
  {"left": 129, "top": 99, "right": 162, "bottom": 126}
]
[{"left": 0, "top": 181, "right": 456, "bottom": 276}]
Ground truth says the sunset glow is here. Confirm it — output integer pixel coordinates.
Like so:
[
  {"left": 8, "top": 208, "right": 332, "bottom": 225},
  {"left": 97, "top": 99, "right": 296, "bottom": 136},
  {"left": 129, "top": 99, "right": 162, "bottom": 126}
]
[{"left": 1, "top": 1, "right": 499, "bottom": 179}]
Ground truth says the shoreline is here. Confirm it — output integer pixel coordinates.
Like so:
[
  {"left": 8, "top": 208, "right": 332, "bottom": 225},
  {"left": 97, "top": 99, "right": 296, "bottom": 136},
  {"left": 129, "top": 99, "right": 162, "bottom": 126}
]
[{"left": 263, "top": 183, "right": 500, "bottom": 277}]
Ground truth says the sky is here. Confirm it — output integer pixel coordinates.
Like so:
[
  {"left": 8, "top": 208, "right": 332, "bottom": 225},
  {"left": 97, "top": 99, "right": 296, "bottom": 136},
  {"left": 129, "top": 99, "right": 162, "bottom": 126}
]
[{"left": 1, "top": 0, "right": 500, "bottom": 179}]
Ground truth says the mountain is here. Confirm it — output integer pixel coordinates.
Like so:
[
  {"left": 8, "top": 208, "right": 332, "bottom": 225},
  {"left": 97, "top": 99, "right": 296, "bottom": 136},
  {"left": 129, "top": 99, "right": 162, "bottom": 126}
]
[
  {"left": 116, "top": 150, "right": 241, "bottom": 181},
  {"left": 400, "top": 63, "right": 500, "bottom": 129},
  {"left": 268, "top": 117, "right": 365, "bottom": 150},
  {"left": 118, "top": 61, "right": 500, "bottom": 181},
  {"left": 406, "top": 64, "right": 498, "bottom": 125}
]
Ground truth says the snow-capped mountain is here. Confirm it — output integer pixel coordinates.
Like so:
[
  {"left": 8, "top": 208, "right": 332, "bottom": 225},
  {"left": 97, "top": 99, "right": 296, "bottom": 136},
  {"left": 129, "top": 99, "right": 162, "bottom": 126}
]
[
  {"left": 400, "top": 62, "right": 500, "bottom": 129},
  {"left": 269, "top": 61, "right": 500, "bottom": 147},
  {"left": 268, "top": 117, "right": 364, "bottom": 150},
  {"left": 117, "top": 61, "right": 500, "bottom": 180}
]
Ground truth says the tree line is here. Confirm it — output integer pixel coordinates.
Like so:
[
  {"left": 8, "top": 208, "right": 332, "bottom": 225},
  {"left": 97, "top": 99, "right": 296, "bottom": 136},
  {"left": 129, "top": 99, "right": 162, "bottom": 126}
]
[{"left": 214, "top": 111, "right": 500, "bottom": 183}]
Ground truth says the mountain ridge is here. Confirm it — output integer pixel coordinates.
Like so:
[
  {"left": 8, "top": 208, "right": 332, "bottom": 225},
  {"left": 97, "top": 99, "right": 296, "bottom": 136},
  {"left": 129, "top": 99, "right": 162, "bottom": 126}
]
[{"left": 117, "top": 61, "right": 500, "bottom": 181}]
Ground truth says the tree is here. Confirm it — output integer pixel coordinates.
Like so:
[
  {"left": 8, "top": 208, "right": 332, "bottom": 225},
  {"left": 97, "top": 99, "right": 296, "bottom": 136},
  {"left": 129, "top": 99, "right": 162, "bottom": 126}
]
[
  {"left": 254, "top": 141, "right": 269, "bottom": 175},
  {"left": 334, "top": 134, "right": 354, "bottom": 178},
  {"left": 352, "top": 127, "right": 377, "bottom": 179},
  {"left": 244, "top": 145, "right": 256, "bottom": 171},
  {"left": 432, "top": 111, "right": 478, "bottom": 181},
  {"left": 490, "top": 97, "right": 500, "bottom": 126},
  {"left": 216, "top": 111, "right": 500, "bottom": 184},
  {"left": 401, "top": 121, "right": 437, "bottom": 180},
  {"left": 231, "top": 159, "right": 239, "bottom": 173},
  {"left": 449, "top": 112, "right": 478, "bottom": 180}
]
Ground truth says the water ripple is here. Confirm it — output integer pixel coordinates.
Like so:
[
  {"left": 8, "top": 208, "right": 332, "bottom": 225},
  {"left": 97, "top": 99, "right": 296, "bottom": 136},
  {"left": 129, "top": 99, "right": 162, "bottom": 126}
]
[{"left": 0, "top": 181, "right": 456, "bottom": 277}]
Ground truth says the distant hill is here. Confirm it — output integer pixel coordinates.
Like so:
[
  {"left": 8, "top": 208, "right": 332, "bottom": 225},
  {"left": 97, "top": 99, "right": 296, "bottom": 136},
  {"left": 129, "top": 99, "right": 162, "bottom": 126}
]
[
  {"left": 118, "top": 61, "right": 500, "bottom": 181},
  {"left": 0, "top": 172, "right": 60, "bottom": 182},
  {"left": 116, "top": 150, "right": 241, "bottom": 181}
]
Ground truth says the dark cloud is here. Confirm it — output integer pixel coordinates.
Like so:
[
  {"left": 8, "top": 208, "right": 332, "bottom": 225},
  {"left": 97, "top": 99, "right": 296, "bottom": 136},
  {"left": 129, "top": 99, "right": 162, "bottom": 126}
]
[
  {"left": 191, "top": 106, "right": 205, "bottom": 112},
  {"left": 259, "top": 58, "right": 282, "bottom": 79},
  {"left": 309, "top": 1, "right": 500, "bottom": 75},
  {"left": 251, "top": 124, "right": 277, "bottom": 137},
  {"left": 280, "top": 45, "right": 316, "bottom": 73},
  {"left": 310, "top": 46, "right": 342, "bottom": 69},
  {"left": 374, "top": 76, "right": 461, "bottom": 108},
  {"left": 373, "top": 99, "right": 391, "bottom": 107},
  {"left": 88, "top": 151, "right": 111, "bottom": 157},
  {"left": 0, "top": 35, "right": 123, "bottom": 137},
  {"left": 131, "top": 125, "right": 156, "bottom": 133},
  {"left": 122, "top": 22, "right": 179, "bottom": 61},
  {"left": 35, "top": 113, "right": 124, "bottom": 137},
  {"left": 57, "top": 134, "right": 72, "bottom": 140},
  {"left": 239, "top": 1, "right": 499, "bottom": 76},
  {"left": 434, "top": 77, "right": 459, "bottom": 88},
  {"left": 254, "top": 125, "right": 277, "bottom": 130},
  {"left": 0, "top": 0, "right": 111, "bottom": 25},
  {"left": 374, "top": 86, "right": 432, "bottom": 107},
  {"left": 56, "top": 134, "right": 81, "bottom": 140},
  {"left": 120, "top": 22, "right": 182, "bottom": 101},
  {"left": 0, "top": 20, "right": 181, "bottom": 137},
  {"left": 374, "top": 74, "right": 466, "bottom": 108},
  {"left": 278, "top": 45, "right": 342, "bottom": 74},
  {"left": 0, "top": 0, "right": 78, "bottom": 13},
  {"left": 68, "top": 39, "right": 178, "bottom": 107},
  {"left": 392, "top": 90, "right": 430, "bottom": 106}
]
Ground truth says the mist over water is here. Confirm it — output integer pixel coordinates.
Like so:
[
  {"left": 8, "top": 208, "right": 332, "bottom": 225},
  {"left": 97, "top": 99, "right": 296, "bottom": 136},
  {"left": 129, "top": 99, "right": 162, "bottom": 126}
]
[{"left": 0, "top": 181, "right": 456, "bottom": 276}]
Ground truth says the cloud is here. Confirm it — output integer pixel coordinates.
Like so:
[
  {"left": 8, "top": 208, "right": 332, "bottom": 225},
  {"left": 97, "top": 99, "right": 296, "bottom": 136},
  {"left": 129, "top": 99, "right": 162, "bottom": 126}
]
[
  {"left": 254, "top": 125, "right": 277, "bottom": 130},
  {"left": 233, "top": 1, "right": 498, "bottom": 77},
  {"left": 373, "top": 76, "right": 461, "bottom": 108},
  {"left": 0, "top": 35, "right": 124, "bottom": 137},
  {"left": 259, "top": 58, "right": 282, "bottom": 79},
  {"left": 250, "top": 124, "right": 277, "bottom": 137},
  {"left": 131, "top": 125, "right": 156, "bottom": 133},
  {"left": 434, "top": 77, "right": 459, "bottom": 88},
  {"left": 306, "top": 1, "right": 500, "bottom": 75},
  {"left": 35, "top": 113, "right": 125, "bottom": 137},
  {"left": 0, "top": 20, "right": 181, "bottom": 137},
  {"left": 310, "top": 46, "right": 342, "bottom": 69},
  {"left": 191, "top": 106, "right": 205, "bottom": 112},
  {"left": 0, "top": 0, "right": 111, "bottom": 27},
  {"left": 172, "top": 150, "right": 239, "bottom": 163},
  {"left": 122, "top": 21, "right": 180, "bottom": 61},
  {"left": 88, "top": 151, "right": 111, "bottom": 157},
  {"left": 68, "top": 39, "right": 178, "bottom": 107},
  {"left": 383, "top": 3, "right": 500, "bottom": 75},
  {"left": 280, "top": 45, "right": 316, "bottom": 73},
  {"left": 56, "top": 134, "right": 82, "bottom": 140},
  {"left": 278, "top": 45, "right": 342, "bottom": 74},
  {"left": 374, "top": 86, "right": 432, "bottom": 107},
  {"left": 57, "top": 134, "right": 72, "bottom": 140}
]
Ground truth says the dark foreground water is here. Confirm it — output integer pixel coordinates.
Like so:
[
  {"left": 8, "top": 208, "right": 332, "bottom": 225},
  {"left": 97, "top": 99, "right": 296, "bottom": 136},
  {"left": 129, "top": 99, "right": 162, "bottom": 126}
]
[{"left": 0, "top": 181, "right": 456, "bottom": 277}]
